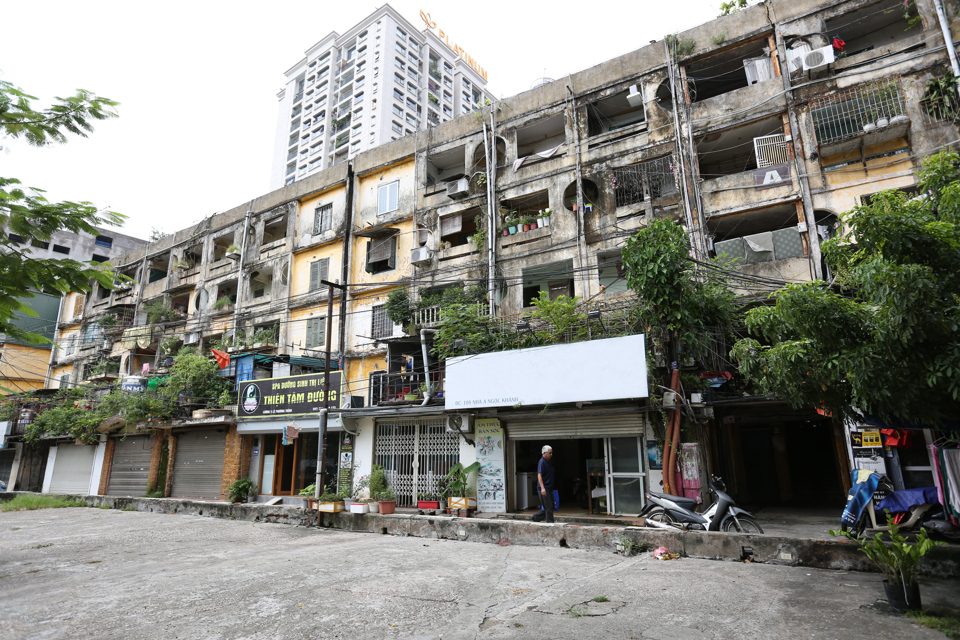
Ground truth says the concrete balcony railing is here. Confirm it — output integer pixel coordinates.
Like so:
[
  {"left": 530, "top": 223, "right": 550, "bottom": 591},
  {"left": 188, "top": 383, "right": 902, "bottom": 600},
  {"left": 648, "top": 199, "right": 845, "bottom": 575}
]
[{"left": 701, "top": 168, "right": 796, "bottom": 216}]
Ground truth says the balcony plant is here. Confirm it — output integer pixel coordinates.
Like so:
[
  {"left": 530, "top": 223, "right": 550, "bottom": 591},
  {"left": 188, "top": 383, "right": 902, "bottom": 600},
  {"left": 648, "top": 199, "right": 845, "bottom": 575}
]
[
  {"left": 226, "top": 477, "right": 257, "bottom": 504},
  {"left": 416, "top": 492, "right": 442, "bottom": 510},
  {"left": 521, "top": 216, "right": 533, "bottom": 232},
  {"left": 542, "top": 208, "right": 552, "bottom": 227},
  {"left": 444, "top": 461, "right": 481, "bottom": 510},
  {"left": 830, "top": 512, "right": 945, "bottom": 613},
  {"left": 213, "top": 295, "right": 234, "bottom": 312},
  {"left": 225, "top": 244, "right": 241, "bottom": 260}
]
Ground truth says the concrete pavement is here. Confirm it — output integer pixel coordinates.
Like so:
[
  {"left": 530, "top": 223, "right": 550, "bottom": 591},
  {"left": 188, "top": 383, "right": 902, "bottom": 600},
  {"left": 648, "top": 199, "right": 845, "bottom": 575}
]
[{"left": 1, "top": 507, "right": 958, "bottom": 640}]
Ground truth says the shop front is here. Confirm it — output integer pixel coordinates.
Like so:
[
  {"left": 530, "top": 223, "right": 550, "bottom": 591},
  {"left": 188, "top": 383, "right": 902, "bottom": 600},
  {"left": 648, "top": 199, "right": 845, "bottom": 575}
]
[
  {"left": 43, "top": 439, "right": 105, "bottom": 495},
  {"left": 169, "top": 428, "right": 229, "bottom": 500},
  {"left": 106, "top": 434, "right": 155, "bottom": 497}
]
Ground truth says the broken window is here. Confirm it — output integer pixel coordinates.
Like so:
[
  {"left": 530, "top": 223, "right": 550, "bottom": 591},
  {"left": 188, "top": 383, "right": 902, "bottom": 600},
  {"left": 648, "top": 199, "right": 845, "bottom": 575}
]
[
  {"left": 438, "top": 210, "right": 479, "bottom": 248},
  {"left": 685, "top": 36, "right": 775, "bottom": 102},
  {"left": 521, "top": 260, "right": 575, "bottom": 308},
  {"left": 425, "top": 145, "right": 466, "bottom": 195},
  {"left": 612, "top": 156, "right": 677, "bottom": 208},
  {"left": 586, "top": 85, "right": 646, "bottom": 136},
  {"left": 262, "top": 212, "right": 289, "bottom": 245},
  {"left": 148, "top": 252, "right": 170, "bottom": 283},
  {"left": 515, "top": 114, "right": 566, "bottom": 163}
]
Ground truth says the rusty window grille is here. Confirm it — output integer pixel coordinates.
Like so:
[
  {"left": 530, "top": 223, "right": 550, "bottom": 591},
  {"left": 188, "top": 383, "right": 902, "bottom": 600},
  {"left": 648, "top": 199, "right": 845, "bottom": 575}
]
[
  {"left": 372, "top": 304, "right": 393, "bottom": 339},
  {"left": 810, "top": 77, "right": 906, "bottom": 145},
  {"left": 612, "top": 155, "right": 676, "bottom": 207}
]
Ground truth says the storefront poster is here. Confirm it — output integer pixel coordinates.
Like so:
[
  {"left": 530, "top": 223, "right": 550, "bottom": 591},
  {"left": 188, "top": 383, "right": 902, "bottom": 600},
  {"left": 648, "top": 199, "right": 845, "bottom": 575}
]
[
  {"left": 647, "top": 440, "right": 662, "bottom": 470},
  {"left": 475, "top": 418, "right": 506, "bottom": 513},
  {"left": 239, "top": 371, "right": 342, "bottom": 417},
  {"left": 337, "top": 433, "right": 353, "bottom": 494}
]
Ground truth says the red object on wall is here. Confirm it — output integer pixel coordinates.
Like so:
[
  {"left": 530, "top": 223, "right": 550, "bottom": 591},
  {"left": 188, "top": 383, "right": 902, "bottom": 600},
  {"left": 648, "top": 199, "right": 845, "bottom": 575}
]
[
  {"left": 832, "top": 36, "right": 846, "bottom": 52},
  {"left": 211, "top": 349, "right": 230, "bottom": 369}
]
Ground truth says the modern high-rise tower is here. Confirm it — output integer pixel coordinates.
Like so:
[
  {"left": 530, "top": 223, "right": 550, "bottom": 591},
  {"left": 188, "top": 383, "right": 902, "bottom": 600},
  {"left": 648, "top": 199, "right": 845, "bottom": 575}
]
[{"left": 270, "top": 4, "right": 493, "bottom": 189}]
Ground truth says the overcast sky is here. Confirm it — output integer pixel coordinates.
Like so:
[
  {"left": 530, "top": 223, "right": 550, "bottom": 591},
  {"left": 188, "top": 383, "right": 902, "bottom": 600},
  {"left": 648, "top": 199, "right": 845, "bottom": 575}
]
[{"left": 1, "top": 0, "right": 720, "bottom": 241}]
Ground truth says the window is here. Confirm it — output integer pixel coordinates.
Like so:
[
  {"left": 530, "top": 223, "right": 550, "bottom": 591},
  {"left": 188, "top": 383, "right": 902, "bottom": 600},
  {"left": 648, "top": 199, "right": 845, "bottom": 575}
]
[
  {"left": 378, "top": 181, "right": 399, "bottom": 214},
  {"left": 306, "top": 317, "right": 327, "bottom": 348},
  {"left": 8, "top": 233, "right": 23, "bottom": 244},
  {"left": 64, "top": 334, "right": 76, "bottom": 356},
  {"left": 318, "top": 66, "right": 329, "bottom": 80},
  {"left": 462, "top": 104, "right": 471, "bottom": 114},
  {"left": 393, "top": 88, "right": 404, "bottom": 101},
  {"left": 406, "top": 113, "right": 417, "bottom": 126},
  {"left": 309, "top": 258, "right": 330, "bottom": 291},
  {"left": 391, "top": 121, "right": 403, "bottom": 134},
  {"left": 91, "top": 253, "right": 109, "bottom": 263},
  {"left": 395, "top": 72, "right": 405, "bottom": 86},
  {"left": 73, "top": 295, "right": 85, "bottom": 317},
  {"left": 60, "top": 373, "right": 71, "bottom": 387},
  {"left": 407, "top": 82, "right": 417, "bottom": 94},
  {"left": 406, "top": 97, "right": 417, "bottom": 111},
  {"left": 396, "top": 43, "right": 406, "bottom": 55},
  {"left": 393, "top": 104, "right": 403, "bottom": 117},
  {"left": 443, "top": 105, "right": 452, "bottom": 117},
  {"left": 31, "top": 239, "right": 49, "bottom": 250},
  {"left": 396, "top": 27, "right": 406, "bottom": 38},
  {"left": 95, "top": 235, "right": 113, "bottom": 248},
  {"left": 462, "top": 79, "right": 471, "bottom": 90},
  {"left": 372, "top": 304, "right": 393, "bottom": 338},
  {"left": 314, "top": 203, "right": 332, "bottom": 234},
  {"left": 366, "top": 236, "right": 396, "bottom": 274},
  {"left": 53, "top": 244, "right": 70, "bottom": 255},
  {"left": 355, "top": 76, "right": 365, "bottom": 89},
  {"left": 395, "top": 58, "right": 405, "bottom": 71}
]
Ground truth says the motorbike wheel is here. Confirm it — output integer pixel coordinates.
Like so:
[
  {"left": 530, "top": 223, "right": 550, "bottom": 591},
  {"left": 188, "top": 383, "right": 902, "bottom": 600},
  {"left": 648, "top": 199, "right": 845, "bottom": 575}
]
[
  {"left": 577, "top": 490, "right": 589, "bottom": 510},
  {"left": 721, "top": 515, "right": 764, "bottom": 534},
  {"left": 646, "top": 508, "right": 677, "bottom": 525}
]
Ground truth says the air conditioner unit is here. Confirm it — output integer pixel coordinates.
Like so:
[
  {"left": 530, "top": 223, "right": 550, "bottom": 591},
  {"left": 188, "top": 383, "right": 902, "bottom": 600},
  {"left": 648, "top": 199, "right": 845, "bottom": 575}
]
[
  {"left": 411, "top": 246, "right": 433, "bottom": 264},
  {"left": 626, "top": 84, "right": 643, "bottom": 108},
  {"left": 342, "top": 395, "right": 364, "bottom": 409},
  {"left": 786, "top": 43, "right": 812, "bottom": 73},
  {"left": 446, "top": 413, "right": 473, "bottom": 434},
  {"left": 802, "top": 46, "right": 835, "bottom": 71},
  {"left": 184, "top": 332, "right": 200, "bottom": 345},
  {"left": 446, "top": 177, "right": 470, "bottom": 200}
]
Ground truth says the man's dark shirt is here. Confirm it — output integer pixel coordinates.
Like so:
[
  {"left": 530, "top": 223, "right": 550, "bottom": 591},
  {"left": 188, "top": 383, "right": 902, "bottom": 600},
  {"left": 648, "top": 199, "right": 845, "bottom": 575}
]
[{"left": 537, "top": 456, "right": 554, "bottom": 489}]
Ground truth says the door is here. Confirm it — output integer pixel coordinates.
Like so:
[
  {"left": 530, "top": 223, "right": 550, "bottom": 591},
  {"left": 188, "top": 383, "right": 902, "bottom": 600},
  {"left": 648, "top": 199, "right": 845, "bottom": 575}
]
[
  {"left": 374, "top": 418, "right": 459, "bottom": 507},
  {"left": 170, "top": 430, "right": 227, "bottom": 500},
  {"left": 605, "top": 437, "right": 646, "bottom": 514},
  {"left": 49, "top": 444, "right": 97, "bottom": 494},
  {"left": 107, "top": 436, "right": 154, "bottom": 496},
  {"left": 259, "top": 433, "right": 319, "bottom": 496}
]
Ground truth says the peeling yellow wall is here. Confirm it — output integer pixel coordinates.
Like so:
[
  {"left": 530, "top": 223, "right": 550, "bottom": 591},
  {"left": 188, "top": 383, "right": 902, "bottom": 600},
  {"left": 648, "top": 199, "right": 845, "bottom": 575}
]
[
  {"left": 292, "top": 245, "right": 343, "bottom": 297},
  {"left": 821, "top": 138, "right": 912, "bottom": 189},
  {"left": 0, "top": 343, "right": 50, "bottom": 394},
  {"left": 289, "top": 303, "right": 341, "bottom": 357},
  {"left": 51, "top": 364, "right": 75, "bottom": 388},
  {"left": 344, "top": 352, "right": 387, "bottom": 402}
]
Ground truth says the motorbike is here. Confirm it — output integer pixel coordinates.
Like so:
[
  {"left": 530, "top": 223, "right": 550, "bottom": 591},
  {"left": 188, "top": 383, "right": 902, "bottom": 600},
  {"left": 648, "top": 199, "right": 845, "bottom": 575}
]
[
  {"left": 841, "top": 472, "right": 960, "bottom": 541},
  {"left": 638, "top": 475, "right": 764, "bottom": 534}
]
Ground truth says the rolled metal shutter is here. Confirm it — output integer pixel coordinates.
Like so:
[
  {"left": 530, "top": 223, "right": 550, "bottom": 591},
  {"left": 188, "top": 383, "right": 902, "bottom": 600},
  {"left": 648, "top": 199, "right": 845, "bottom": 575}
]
[
  {"left": 170, "top": 430, "right": 227, "bottom": 500},
  {"left": 49, "top": 444, "right": 97, "bottom": 494},
  {"left": 504, "top": 414, "right": 645, "bottom": 440},
  {"left": 107, "top": 436, "right": 154, "bottom": 496}
]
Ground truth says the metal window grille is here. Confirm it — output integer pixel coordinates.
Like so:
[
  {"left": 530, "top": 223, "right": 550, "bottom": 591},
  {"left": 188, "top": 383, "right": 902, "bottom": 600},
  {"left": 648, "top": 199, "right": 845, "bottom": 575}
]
[
  {"left": 810, "top": 78, "right": 906, "bottom": 145},
  {"left": 753, "top": 134, "right": 789, "bottom": 168},
  {"left": 374, "top": 418, "right": 459, "bottom": 507},
  {"left": 613, "top": 155, "right": 675, "bottom": 207},
  {"left": 371, "top": 304, "right": 393, "bottom": 339}
]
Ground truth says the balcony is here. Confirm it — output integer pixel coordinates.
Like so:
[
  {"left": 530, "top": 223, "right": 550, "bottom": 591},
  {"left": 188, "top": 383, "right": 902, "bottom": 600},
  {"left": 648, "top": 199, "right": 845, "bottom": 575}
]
[
  {"left": 810, "top": 78, "right": 910, "bottom": 157},
  {"left": 414, "top": 305, "right": 442, "bottom": 328},
  {"left": 371, "top": 370, "right": 444, "bottom": 406}
]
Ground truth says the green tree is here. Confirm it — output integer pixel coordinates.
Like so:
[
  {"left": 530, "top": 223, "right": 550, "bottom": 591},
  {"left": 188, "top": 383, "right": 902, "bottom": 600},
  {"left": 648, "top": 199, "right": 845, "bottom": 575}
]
[
  {"left": 732, "top": 152, "right": 960, "bottom": 425},
  {"left": 1, "top": 80, "right": 125, "bottom": 344}
]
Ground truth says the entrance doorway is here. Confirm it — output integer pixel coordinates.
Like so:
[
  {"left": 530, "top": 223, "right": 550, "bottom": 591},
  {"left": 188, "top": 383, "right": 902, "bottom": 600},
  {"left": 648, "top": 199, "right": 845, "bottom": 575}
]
[
  {"left": 513, "top": 436, "right": 646, "bottom": 515},
  {"left": 258, "top": 432, "right": 318, "bottom": 496}
]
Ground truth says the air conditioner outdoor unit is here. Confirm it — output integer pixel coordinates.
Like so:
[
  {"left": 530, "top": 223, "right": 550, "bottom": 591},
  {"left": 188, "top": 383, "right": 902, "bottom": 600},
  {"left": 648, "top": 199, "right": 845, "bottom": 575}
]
[
  {"left": 446, "top": 177, "right": 470, "bottom": 200},
  {"left": 446, "top": 413, "right": 473, "bottom": 434},
  {"left": 184, "top": 332, "right": 200, "bottom": 345},
  {"left": 802, "top": 46, "right": 835, "bottom": 71},
  {"left": 626, "top": 84, "right": 643, "bottom": 107},
  {"left": 411, "top": 246, "right": 433, "bottom": 264},
  {"left": 342, "top": 395, "right": 364, "bottom": 409}
]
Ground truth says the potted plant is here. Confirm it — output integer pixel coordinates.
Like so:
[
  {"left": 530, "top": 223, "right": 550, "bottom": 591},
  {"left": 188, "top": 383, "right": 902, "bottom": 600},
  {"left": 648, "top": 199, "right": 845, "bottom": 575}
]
[
  {"left": 521, "top": 216, "right": 532, "bottom": 232},
  {"left": 542, "top": 208, "right": 552, "bottom": 227},
  {"left": 225, "top": 244, "right": 241, "bottom": 260},
  {"left": 350, "top": 499, "right": 371, "bottom": 514},
  {"left": 226, "top": 477, "right": 257, "bottom": 504},
  {"left": 443, "top": 461, "right": 481, "bottom": 510},
  {"left": 529, "top": 216, "right": 538, "bottom": 231},
  {"left": 213, "top": 296, "right": 234, "bottom": 312},
  {"left": 831, "top": 512, "right": 945, "bottom": 613},
  {"left": 377, "top": 488, "right": 397, "bottom": 514},
  {"left": 417, "top": 492, "right": 441, "bottom": 510}
]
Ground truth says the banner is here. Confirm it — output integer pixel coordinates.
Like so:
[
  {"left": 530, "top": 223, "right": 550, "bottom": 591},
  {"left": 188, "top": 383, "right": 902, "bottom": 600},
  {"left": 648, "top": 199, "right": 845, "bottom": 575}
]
[
  {"left": 239, "top": 371, "right": 342, "bottom": 417},
  {"left": 475, "top": 418, "right": 506, "bottom": 513}
]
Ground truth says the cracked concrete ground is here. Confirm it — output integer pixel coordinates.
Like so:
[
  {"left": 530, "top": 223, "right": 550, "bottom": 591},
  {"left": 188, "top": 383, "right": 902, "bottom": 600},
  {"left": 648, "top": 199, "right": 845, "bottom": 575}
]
[{"left": 1, "top": 508, "right": 958, "bottom": 640}]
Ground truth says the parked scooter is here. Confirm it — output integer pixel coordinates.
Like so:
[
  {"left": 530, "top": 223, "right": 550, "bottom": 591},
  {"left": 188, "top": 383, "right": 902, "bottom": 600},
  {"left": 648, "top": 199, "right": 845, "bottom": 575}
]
[
  {"left": 638, "top": 475, "right": 764, "bottom": 533},
  {"left": 841, "top": 472, "right": 960, "bottom": 541}
]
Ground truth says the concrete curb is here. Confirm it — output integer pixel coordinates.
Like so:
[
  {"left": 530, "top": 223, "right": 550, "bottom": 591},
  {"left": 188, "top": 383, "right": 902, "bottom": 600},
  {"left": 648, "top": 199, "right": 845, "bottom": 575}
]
[{"left": 4, "top": 492, "right": 958, "bottom": 579}]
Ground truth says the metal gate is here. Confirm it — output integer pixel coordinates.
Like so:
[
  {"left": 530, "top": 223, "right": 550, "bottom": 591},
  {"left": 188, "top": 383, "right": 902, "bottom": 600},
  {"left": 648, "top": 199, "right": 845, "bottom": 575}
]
[
  {"left": 374, "top": 418, "right": 459, "bottom": 507},
  {"left": 170, "top": 430, "right": 227, "bottom": 500},
  {"left": 49, "top": 444, "right": 97, "bottom": 494},
  {"left": 107, "top": 436, "right": 154, "bottom": 496}
]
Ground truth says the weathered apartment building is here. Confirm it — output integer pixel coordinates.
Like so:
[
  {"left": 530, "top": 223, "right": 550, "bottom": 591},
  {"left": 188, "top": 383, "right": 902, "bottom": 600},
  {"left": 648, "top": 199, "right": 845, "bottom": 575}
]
[{"left": 4, "top": 0, "right": 956, "bottom": 513}]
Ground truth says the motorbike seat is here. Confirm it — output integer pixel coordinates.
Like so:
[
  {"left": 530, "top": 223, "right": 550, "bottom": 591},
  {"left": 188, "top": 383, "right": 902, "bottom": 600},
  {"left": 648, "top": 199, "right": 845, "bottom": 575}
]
[{"left": 648, "top": 491, "right": 698, "bottom": 507}]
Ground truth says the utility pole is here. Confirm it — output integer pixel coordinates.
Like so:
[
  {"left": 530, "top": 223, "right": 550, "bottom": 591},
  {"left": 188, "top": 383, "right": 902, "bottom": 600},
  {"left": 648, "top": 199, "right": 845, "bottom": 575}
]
[{"left": 315, "top": 279, "right": 347, "bottom": 499}]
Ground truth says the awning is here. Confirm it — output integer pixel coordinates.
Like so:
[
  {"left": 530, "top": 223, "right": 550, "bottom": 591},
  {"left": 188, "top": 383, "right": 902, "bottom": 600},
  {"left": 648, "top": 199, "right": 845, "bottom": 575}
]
[
  {"left": 354, "top": 223, "right": 399, "bottom": 238},
  {"left": 504, "top": 411, "right": 646, "bottom": 440},
  {"left": 860, "top": 414, "right": 959, "bottom": 431}
]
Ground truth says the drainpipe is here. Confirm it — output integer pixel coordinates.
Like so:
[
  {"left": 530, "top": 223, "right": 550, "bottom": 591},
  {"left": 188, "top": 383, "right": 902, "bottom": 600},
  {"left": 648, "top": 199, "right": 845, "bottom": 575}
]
[
  {"left": 420, "top": 328, "right": 437, "bottom": 406},
  {"left": 339, "top": 164, "right": 354, "bottom": 360},
  {"left": 44, "top": 294, "right": 65, "bottom": 387},
  {"left": 482, "top": 122, "right": 496, "bottom": 315},
  {"left": 934, "top": 0, "right": 960, "bottom": 89},
  {"left": 567, "top": 80, "right": 590, "bottom": 300},
  {"left": 233, "top": 206, "right": 254, "bottom": 339},
  {"left": 775, "top": 38, "right": 823, "bottom": 279},
  {"left": 664, "top": 42, "right": 699, "bottom": 256}
]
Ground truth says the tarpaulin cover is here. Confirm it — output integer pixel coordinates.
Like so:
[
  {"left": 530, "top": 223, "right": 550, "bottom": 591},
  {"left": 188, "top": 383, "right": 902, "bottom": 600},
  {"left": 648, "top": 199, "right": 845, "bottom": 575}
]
[{"left": 876, "top": 486, "right": 940, "bottom": 514}]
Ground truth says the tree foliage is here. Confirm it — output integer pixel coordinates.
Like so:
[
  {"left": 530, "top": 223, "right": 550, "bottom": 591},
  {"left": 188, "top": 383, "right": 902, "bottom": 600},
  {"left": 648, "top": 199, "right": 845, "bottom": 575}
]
[
  {"left": 732, "top": 152, "right": 960, "bottom": 424},
  {"left": 621, "top": 219, "right": 739, "bottom": 365},
  {"left": 0, "top": 80, "right": 125, "bottom": 344}
]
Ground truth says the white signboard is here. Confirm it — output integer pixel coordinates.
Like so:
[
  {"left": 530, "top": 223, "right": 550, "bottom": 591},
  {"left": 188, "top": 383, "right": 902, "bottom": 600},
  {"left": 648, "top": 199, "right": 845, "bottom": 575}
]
[
  {"left": 475, "top": 418, "right": 506, "bottom": 513},
  {"left": 445, "top": 334, "right": 648, "bottom": 409}
]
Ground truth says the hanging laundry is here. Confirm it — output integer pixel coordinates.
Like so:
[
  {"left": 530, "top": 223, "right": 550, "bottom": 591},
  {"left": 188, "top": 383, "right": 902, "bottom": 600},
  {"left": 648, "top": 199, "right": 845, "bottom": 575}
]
[
  {"left": 512, "top": 143, "right": 565, "bottom": 172},
  {"left": 832, "top": 36, "right": 845, "bottom": 52}
]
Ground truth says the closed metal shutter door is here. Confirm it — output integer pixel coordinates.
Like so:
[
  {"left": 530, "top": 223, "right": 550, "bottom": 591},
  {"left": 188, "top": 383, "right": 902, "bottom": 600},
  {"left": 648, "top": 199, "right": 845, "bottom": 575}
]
[
  {"left": 170, "top": 430, "right": 227, "bottom": 500},
  {"left": 49, "top": 444, "right": 97, "bottom": 494},
  {"left": 107, "top": 436, "right": 154, "bottom": 496},
  {"left": 505, "top": 414, "right": 645, "bottom": 440},
  {"left": 0, "top": 450, "right": 15, "bottom": 485}
]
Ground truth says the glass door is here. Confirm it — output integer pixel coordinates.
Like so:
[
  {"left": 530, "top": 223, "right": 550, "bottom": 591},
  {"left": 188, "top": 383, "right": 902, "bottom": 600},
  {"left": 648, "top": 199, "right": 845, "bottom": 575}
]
[{"left": 605, "top": 437, "right": 646, "bottom": 514}]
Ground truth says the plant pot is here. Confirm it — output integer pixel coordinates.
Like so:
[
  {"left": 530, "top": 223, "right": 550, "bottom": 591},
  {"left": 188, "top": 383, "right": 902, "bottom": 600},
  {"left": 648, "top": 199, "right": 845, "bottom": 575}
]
[
  {"left": 316, "top": 501, "right": 345, "bottom": 512},
  {"left": 883, "top": 580, "right": 921, "bottom": 613},
  {"left": 502, "top": 229, "right": 509, "bottom": 236},
  {"left": 542, "top": 217, "right": 550, "bottom": 227},
  {"left": 876, "top": 117, "right": 889, "bottom": 128},
  {"left": 537, "top": 218, "right": 544, "bottom": 228},
  {"left": 349, "top": 502, "right": 370, "bottom": 514},
  {"left": 379, "top": 500, "right": 397, "bottom": 514},
  {"left": 417, "top": 500, "right": 441, "bottom": 510},
  {"left": 863, "top": 123, "right": 876, "bottom": 133},
  {"left": 404, "top": 394, "right": 419, "bottom": 401},
  {"left": 508, "top": 226, "right": 517, "bottom": 235},
  {"left": 368, "top": 501, "right": 380, "bottom": 513},
  {"left": 891, "top": 114, "right": 910, "bottom": 125},
  {"left": 522, "top": 224, "right": 530, "bottom": 232},
  {"left": 449, "top": 497, "right": 477, "bottom": 510},
  {"left": 530, "top": 222, "right": 538, "bottom": 230}
]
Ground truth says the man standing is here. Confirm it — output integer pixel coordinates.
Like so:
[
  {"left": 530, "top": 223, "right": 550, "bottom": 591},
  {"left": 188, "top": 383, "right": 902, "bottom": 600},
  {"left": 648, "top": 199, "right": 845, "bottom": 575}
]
[{"left": 537, "top": 445, "right": 555, "bottom": 523}]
